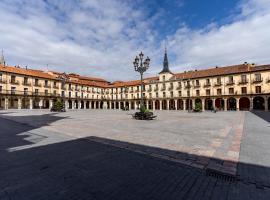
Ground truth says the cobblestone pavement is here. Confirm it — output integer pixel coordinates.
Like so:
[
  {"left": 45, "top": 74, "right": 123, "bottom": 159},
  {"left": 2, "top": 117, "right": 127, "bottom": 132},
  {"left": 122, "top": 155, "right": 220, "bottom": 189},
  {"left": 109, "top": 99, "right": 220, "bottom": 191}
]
[
  {"left": 0, "top": 110, "right": 270, "bottom": 199},
  {"left": 0, "top": 110, "right": 251, "bottom": 175}
]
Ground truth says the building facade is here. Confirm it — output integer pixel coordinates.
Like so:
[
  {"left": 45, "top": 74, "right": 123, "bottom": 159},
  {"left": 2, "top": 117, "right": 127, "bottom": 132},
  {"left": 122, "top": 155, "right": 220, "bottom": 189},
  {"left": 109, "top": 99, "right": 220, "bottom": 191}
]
[{"left": 0, "top": 52, "right": 270, "bottom": 111}]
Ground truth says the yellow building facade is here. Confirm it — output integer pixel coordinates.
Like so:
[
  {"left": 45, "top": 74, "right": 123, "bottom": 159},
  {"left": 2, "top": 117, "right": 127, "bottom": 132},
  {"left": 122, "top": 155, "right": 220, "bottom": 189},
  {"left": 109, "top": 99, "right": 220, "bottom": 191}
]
[{"left": 0, "top": 52, "right": 270, "bottom": 111}]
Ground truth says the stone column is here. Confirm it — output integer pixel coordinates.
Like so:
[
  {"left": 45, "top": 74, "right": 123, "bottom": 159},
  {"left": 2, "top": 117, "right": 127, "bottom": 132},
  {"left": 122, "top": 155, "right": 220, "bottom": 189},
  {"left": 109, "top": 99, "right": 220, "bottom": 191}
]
[
  {"left": 236, "top": 98, "right": 240, "bottom": 111},
  {"left": 65, "top": 100, "right": 69, "bottom": 110},
  {"left": 146, "top": 101, "right": 149, "bottom": 110},
  {"left": 159, "top": 100, "right": 162, "bottom": 110},
  {"left": 29, "top": 98, "right": 33, "bottom": 110},
  {"left": 265, "top": 96, "right": 268, "bottom": 111},
  {"left": 4, "top": 98, "right": 8, "bottom": 110},
  {"left": 224, "top": 98, "right": 227, "bottom": 111},
  {"left": 250, "top": 97, "right": 253, "bottom": 110},
  {"left": 192, "top": 99, "right": 195, "bottom": 109},
  {"left": 84, "top": 101, "right": 87, "bottom": 109},
  {"left": 49, "top": 99, "right": 53, "bottom": 110},
  {"left": 201, "top": 99, "right": 205, "bottom": 111},
  {"left": 174, "top": 99, "right": 177, "bottom": 110},
  {"left": 212, "top": 98, "right": 216, "bottom": 110},
  {"left": 39, "top": 99, "right": 43, "bottom": 109},
  {"left": 78, "top": 101, "right": 81, "bottom": 109},
  {"left": 71, "top": 100, "right": 75, "bottom": 109},
  {"left": 153, "top": 100, "right": 155, "bottom": 111},
  {"left": 183, "top": 99, "right": 186, "bottom": 111},
  {"left": 18, "top": 98, "right": 22, "bottom": 109},
  {"left": 118, "top": 102, "right": 121, "bottom": 110},
  {"left": 128, "top": 101, "right": 131, "bottom": 110},
  {"left": 166, "top": 99, "right": 169, "bottom": 110}
]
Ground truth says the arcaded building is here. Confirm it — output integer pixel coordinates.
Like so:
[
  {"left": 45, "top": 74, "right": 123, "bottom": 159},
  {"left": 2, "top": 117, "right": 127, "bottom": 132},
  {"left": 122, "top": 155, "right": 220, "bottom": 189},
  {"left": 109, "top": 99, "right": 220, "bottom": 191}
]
[{"left": 0, "top": 51, "right": 269, "bottom": 111}]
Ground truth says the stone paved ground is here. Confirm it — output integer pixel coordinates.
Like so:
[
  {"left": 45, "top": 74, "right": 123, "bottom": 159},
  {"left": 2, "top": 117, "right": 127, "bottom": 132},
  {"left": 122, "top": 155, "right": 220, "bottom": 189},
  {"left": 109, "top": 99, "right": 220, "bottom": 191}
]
[
  {"left": 0, "top": 110, "right": 249, "bottom": 175},
  {"left": 0, "top": 110, "right": 270, "bottom": 199}
]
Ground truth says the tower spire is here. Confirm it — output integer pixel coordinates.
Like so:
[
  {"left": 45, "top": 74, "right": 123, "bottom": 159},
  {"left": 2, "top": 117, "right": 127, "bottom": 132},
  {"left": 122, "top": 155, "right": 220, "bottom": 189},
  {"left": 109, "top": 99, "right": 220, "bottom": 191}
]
[
  {"left": 0, "top": 50, "right": 6, "bottom": 66},
  {"left": 159, "top": 46, "right": 171, "bottom": 74}
]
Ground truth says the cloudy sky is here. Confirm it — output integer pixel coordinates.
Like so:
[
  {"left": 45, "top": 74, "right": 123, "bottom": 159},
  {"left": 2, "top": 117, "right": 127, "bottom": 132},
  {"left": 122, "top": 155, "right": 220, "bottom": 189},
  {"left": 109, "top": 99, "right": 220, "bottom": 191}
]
[{"left": 0, "top": 0, "right": 270, "bottom": 81}]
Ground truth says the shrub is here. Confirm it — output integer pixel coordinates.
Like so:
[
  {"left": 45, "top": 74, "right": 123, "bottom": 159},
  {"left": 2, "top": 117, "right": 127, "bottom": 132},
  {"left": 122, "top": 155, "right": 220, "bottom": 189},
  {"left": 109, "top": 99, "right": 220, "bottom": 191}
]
[
  {"left": 194, "top": 102, "right": 202, "bottom": 112},
  {"left": 53, "top": 99, "right": 64, "bottom": 111}
]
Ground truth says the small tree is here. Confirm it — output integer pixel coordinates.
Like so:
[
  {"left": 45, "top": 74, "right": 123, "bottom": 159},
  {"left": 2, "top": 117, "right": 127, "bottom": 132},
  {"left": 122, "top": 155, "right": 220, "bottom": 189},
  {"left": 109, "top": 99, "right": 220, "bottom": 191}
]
[
  {"left": 53, "top": 99, "right": 64, "bottom": 111},
  {"left": 194, "top": 102, "right": 202, "bottom": 112}
]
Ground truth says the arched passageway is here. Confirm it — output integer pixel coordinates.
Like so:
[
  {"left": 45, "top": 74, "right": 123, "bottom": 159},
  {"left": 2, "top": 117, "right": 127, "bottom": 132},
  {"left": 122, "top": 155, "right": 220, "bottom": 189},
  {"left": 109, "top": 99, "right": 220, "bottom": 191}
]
[
  {"left": 33, "top": 98, "right": 40, "bottom": 109},
  {"left": 186, "top": 99, "right": 192, "bottom": 110},
  {"left": 253, "top": 96, "right": 265, "bottom": 110},
  {"left": 111, "top": 102, "right": 115, "bottom": 109},
  {"left": 0, "top": 98, "right": 5, "bottom": 109},
  {"left": 95, "top": 101, "right": 99, "bottom": 109},
  {"left": 8, "top": 98, "right": 18, "bottom": 109},
  {"left": 162, "top": 100, "right": 167, "bottom": 110},
  {"left": 215, "top": 98, "right": 224, "bottom": 110},
  {"left": 100, "top": 101, "right": 103, "bottom": 109},
  {"left": 22, "top": 98, "right": 30, "bottom": 109},
  {"left": 155, "top": 100, "right": 160, "bottom": 110},
  {"left": 195, "top": 99, "right": 202, "bottom": 110},
  {"left": 239, "top": 97, "right": 250, "bottom": 111},
  {"left": 148, "top": 101, "right": 153, "bottom": 110},
  {"left": 205, "top": 98, "right": 213, "bottom": 110},
  {"left": 131, "top": 102, "right": 135, "bottom": 109},
  {"left": 43, "top": 99, "right": 50, "bottom": 109},
  {"left": 116, "top": 102, "right": 119, "bottom": 109},
  {"left": 75, "top": 100, "right": 79, "bottom": 109},
  {"left": 169, "top": 99, "right": 175, "bottom": 110},
  {"left": 86, "top": 101, "right": 90, "bottom": 109},
  {"left": 227, "top": 97, "right": 236, "bottom": 111},
  {"left": 81, "top": 101, "right": 84, "bottom": 109},
  {"left": 68, "top": 100, "right": 72, "bottom": 109},
  {"left": 177, "top": 99, "right": 183, "bottom": 110}
]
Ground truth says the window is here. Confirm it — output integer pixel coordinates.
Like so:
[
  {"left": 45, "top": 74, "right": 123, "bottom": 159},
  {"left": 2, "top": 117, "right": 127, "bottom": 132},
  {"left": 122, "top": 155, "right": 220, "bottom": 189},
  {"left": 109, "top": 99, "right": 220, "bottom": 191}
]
[
  {"left": 62, "top": 91, "right": 65, "bottom": 97},
  {"left": 170, "top": 91, "right": 173, "bottom": 97},
  {"left": 0, "top": 85, "right": 2, "bottom": 92},
  {"left": 195, "top": 80, "right": 200, "bottom": 86},
  {"left": 156, "top": 92, "right": 158, "bottom": 98},
  {"left": 241, "top": 75, "right": 247, "bottom": 83},
  {"left": 187, "top": 90, "right": 190, "bottom": 96},
  {"left": 45, "top": 80, "right": 48, "bottom": 87},
  {"left": 149, "top": 85, "right": 152, "bottom": 89},
  {"left": 217, "top": 89, "right": 222, "bottom": 95},
  {"left": 229, "top": 76, "right": 234, "bottom": 83},
  {"left": 0, "top": 73, "right": 2, "bottom": 82},
  {"left": 206, "top": 79, "right": 210, "bottom": 85},
  {"left": 178, "top": 82, "right": 181, "bottom": 89},
  {"left": 11, "top": 87, "right": 16, "bottom": 94},
  {"left": 163, "top": 75, "right": 165, "bottom": 81},
  {"left": 255, "top": 73, "right": 261, "bottom": 81},
  {"left": 54, "top": 82, "right": 57, "bottom": 87},
  {"left": 54, "top": 90, "right": 57, "bottom": 95},
  {"left": 217, "top": 77, "right": 221, "bottom": 84},
  {"left": 170, "top": 82, "right": 173, "bottom": 88},
  {"left": 35, "top": 89, "right": 39, "bottom": 94},
  {"left": 206, "top": 89, "right": 210, "bottom": 95},
  {"left": 178, "top": 91, "right": 182, "bottom": 97},
  {"left": 45, "top": 90, "right": 48, "bottom": 95},
  {"left": 35, "top": 79, "right": 39, "bottom": 86},
  {"left": 11, "top": 75, "right": 16, "bottom": 84},
  {"left": 229, "top": 88, "right": 234, "bottom": 94},
  {"left": 241, "top": 87, "right": 247, "bottom": 94},
  {"left": 162, "top": 92, "right": 166, "bottom": 98},
  {"left": 24, "top": 88, "right": 28, "bottom": 95},
  {"left": 24, "top": 77, "right": 28, "bottom": 85},
  {"left": 255, "top": 86, "right": 261, "bottom": 93},
  {"left": 196, "top": 90, "right": 200, "bottom": 96}
]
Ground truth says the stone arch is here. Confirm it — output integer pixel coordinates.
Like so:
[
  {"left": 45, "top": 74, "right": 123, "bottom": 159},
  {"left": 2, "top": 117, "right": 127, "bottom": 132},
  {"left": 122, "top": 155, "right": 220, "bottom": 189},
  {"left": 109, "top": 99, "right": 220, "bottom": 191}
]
[
  {"left": 81, "top": 101, "right": 85, "bottom": 109},
  {"left": 177, "top": 99, "right": 184, "bottom": 110},
  {"left": 215, "top": 98, "right": 224, "bottom": 111},
  {"left": 227, "top": 97, "right": 237, "bottom": 111},
  {"left": 162, "top": 100, "right": 167, "bottom": 110},
  {"left": 195, "top": 98, "right": 202, "bottom": 110},
  {"left": 21, "top": 98, "right": 30, "bottom": 109},
  {"left": 148, "top": 100, "right": 153, "bottom": 110},
  {"left": 95, "top": 101, "right": 99, "bottom": 109},
  {"left": 239, "top": 97, "right": 250, "bottom": 111},
  {"left": 205, "top": 98, "right": 213, "bottom": 110},
  {"left": 155, "top": 100, "right": 160, "bottom": 110},
  {"left": 253, "top": 96, "right": 265, "bottom": 110},
  {"left": 131, "top": 102, "right": 135, "bottom": 109},
  {"left": 75, "top": 100, "right": 79, "bottom": 109},
  {"left": 169, "top": 99, "right": 175, "bottom": 110},
  {"left": 186, "top": 99, "right": 192, "bottom": 110},
  {"left": 86, "top": 101, "right": 90, "bottom": 109}
]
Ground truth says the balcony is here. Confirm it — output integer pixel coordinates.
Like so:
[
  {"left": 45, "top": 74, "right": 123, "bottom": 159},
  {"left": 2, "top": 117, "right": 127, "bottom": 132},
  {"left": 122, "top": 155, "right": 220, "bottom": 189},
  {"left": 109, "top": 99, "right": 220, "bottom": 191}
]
[
  {"left": 0, "top": 79, "right": 7, "bottom": 83},
  {"left": 147, "top": 88, "right": 152, "bottom": 92},
  {"left": 154, "top": 87, "right": 159, "bottom": 92},
  {"left": 34, "top": 83, "right": 42, "bottom": 87},
  {"left": 9, "top": 80, "right": 20, "bottom": 85},
  {"left": 238, "top": 80, "right": 249, "bottom": 85},
  {"left": 214, "top": 82, "right": 222, "bottom": 87},
  {"left": 226, "top": 81, "right": 235, "bottom": 86},
  {"left": 53, "top": 84, "right": 59, "bottom": 89},
  {"left": 184, "top": 85, "right": 191, "bottom": 89},
  {"left": 168, "top": 86, "right": 174, "bottom": 91},
  {"left": 203, "top": 83, "right": 211, "bottom": 88},
  {"left": 194, "top": 84, "right": 200, "bottom": 88},
  {"left": 22, "top": 82, "right": 31, "bottom": 86},
  {"left": 44, "top": 84, "right": 51, "bottom": 88},
  {"left": 161, "top": 86, "right": 166, "bottom": 91},
  {"left": 266, "top": 78, "right": 270, "bottom": 83},
  {"left": 252, "top": 78, "right": 263, "bottom": 84},
  {"left": 176, "top": 85, "right": 182, "bottom": 90},
  {"left": 68, "top": 87, "right": 73, "bottom": 91}
]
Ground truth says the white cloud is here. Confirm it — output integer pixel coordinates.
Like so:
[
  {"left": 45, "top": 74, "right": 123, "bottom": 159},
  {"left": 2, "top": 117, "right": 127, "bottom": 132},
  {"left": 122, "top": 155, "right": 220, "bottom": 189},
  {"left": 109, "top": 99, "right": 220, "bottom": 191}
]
[
  {"left": 167, "top": 0, "right": 270, "bottom": 72},
  {"left": 0, "top": 0, "right": 269, "bottom": 81}
]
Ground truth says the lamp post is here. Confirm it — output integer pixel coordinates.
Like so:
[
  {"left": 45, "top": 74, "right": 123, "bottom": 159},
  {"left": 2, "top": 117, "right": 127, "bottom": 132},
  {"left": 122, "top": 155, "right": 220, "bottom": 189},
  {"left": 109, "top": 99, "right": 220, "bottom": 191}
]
[{"left": 133, "top": 52, "right": 150, "bottom": 110}]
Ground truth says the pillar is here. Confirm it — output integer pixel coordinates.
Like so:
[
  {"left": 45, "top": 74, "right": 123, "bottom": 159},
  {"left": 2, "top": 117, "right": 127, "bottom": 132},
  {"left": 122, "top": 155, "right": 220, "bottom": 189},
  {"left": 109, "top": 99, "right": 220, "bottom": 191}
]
[
  {"left": 146, "top": 101, "right": 149, "bottom": 110},
  {"left": 49, "top": 99, "right": 53, "bottom": 109},
  {"left": 39, "top": 99, "right": 43, "bottom": 109},
  {"left": 250, "top": 97, "right": 253, "bottom": 110},
  {"left": 84, "top": 101, "right": 87, "bottom": 109},
  {"left": 224, "top": 98, "right": 227, "bottom": 111},
  {"left": 78, "top": 101, "right": 81, "bottom": 109},
  {"left": 72, "top": 100, "right": 75, "bottom": 109},
  {"left": 192, "top": 99, "right": 195, "bottom": 110},
  {"left": 212, "top": 98, "right": 216, "bottom": 110},
  {"left": 236, "top": 98, "right": 240, "bottom": 111},
  {"left": 65, "top": 100, "right": 69, "bottom": 110},
  {"left": 18, "top": 98, "right": 22, "bottom": 110},
  {"left": 201, "top": 99, "right": 205, "bottom": 111},
  {"left": 174, "top": 99, "right": 177, "bottom": 110},
  {"left": 4, "top": 98, "right": 8, "bottom": 110},
  {"left": 153, "top": 100, "right": 155, "bottom": 111},
  {"left": 166, "top": 99, "right": 169, "bottom": 110},
  {"left": 265, "top": 96, "right": 268, "bottom": 111},
  {"left": 183, "top": 99, "right": 186, "bottom": 111},
  {"left": 159, "top": 100, "right": 162, "bottom": 110},
  {"left": 128, "top": 101, "right": 131, "bottom": 110},
  {"left": 29, "top": 98, "right": 33, "bottom": 110}
]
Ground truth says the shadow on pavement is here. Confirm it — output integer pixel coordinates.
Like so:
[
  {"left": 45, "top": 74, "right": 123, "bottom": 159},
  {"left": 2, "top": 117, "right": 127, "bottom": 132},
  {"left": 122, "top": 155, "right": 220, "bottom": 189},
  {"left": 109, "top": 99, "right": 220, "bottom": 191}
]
[
  {"left": 251, "top": 110, "right": 270, "bottom": 123},
  {"left": 0, "top": 114, "right": 270, "bottom": 200}
]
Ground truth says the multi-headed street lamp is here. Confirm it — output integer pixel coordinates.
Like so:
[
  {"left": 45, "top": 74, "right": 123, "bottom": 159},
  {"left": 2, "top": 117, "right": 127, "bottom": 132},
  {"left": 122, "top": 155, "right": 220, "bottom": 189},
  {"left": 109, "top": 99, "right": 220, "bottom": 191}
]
[{"left": 133, "top": 52, "right": 150, "bottom": 109}]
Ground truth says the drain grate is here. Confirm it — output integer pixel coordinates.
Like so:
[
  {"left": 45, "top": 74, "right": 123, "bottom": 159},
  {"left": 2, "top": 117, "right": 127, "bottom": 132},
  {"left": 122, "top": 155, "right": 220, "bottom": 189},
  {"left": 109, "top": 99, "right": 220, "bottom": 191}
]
[{"left": 206, "top": 168, "right": 237, "bottom": 182}]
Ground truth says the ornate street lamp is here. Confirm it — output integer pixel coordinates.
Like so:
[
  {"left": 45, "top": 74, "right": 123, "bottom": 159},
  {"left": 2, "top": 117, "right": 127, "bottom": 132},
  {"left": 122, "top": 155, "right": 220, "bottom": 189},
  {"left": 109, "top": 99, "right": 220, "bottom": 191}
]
[{"left": 133, "top": 52, "right": 150, "bottom": 109}]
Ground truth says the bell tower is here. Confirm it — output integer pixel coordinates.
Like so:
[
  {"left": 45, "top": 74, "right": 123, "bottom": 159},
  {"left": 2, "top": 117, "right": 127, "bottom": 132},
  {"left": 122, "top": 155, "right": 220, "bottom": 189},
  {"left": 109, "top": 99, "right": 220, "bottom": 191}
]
[
  {"left": 159, "top": 47, "right": 173, "bottom": 81},
  {"left": 0, "top": 50, "right": 6, "bottom": 66}
]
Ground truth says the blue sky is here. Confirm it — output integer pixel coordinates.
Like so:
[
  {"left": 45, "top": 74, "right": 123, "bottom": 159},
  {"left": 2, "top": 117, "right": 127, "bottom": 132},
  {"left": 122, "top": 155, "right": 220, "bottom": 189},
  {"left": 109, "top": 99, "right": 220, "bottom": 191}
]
[{"left": 0, "top": 0, "right": 270, "bottom": 81}]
